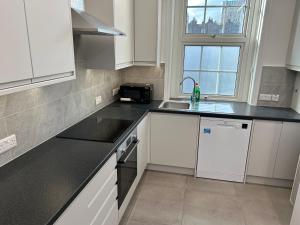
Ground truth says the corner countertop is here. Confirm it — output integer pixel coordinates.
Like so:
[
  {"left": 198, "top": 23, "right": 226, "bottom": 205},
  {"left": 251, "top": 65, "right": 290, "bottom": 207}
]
[
  {"left": 0, "top": 102, "right": 160, "bottom": 225},
  {"left": 0, "top": 99, "right": 299, "bottom": 225}
]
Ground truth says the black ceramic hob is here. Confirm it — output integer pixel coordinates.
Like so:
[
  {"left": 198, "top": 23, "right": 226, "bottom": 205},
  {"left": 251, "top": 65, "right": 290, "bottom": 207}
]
[{"left": 57, "top": 116, "right": 134, "bottom": 143}]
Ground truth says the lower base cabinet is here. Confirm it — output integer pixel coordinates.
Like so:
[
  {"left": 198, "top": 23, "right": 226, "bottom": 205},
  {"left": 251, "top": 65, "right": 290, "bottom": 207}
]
[
  {"left": 150, "top": 113, "right": 199, "bottom": 169},
  {"left": 247, "top": 120, "right": 300, "bottom": 181},
  {"left": 137, "top": 114, "right": 150, "bottom": 181},
  {"left": 54, "top": 154, "right": 118, "bottom": 225}
]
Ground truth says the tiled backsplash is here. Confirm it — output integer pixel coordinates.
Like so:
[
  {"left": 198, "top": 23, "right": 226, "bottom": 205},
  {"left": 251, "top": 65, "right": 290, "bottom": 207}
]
[
  {"left": 0, "top": 64, "right": 165, "bottom": 167},
  {"left": 120, "top": 65, "right": 165, "bottom": 100},
  {"left": 257, "top": 66, "right": 296, "bottom": 108},
  {"left": 0, "top": 62, "right": 122, "bottom": 167}
]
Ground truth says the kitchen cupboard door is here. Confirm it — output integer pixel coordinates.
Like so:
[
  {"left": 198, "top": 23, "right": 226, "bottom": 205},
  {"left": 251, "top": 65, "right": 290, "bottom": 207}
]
[
  {"left": 273, "top": 122, "right": 300, "bottom": 180},
  {"left": 247, "top": 120, "right": 282, "bottom": 178},
  {"left": 287, "top": 0, "right": 300, "bottom": 71},
  {"left": 150, "top": 113, "right": 199, "bottom": 169},
  {"left": 291, "top": 186, "right": 300, "bottom": 225},
  {"left": 137, "top": 114, "right": 150, "bottom": 181},
  {"left": 114, "top": 0, "right": 134, "bottom": 69},
  {"left": 134, "top": 0, "right": 158, "bottom": 65},
  {"left": 24, "top": 0, "right": 75, "bottom": 79},
  {"left": 0, "top": 0, "right": 33, "bottom": 86}
]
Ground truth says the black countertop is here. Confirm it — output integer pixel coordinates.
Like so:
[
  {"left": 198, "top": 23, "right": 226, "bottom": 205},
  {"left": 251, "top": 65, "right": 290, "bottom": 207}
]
[
  {"left": 150, "top": 100, "right": 300, "bottom": 123},
  {"left": 0, "top": 104, "right": 154, "bottom": 225},
  {"left": 1, "top": 99, "right": 300, "bottom": 225}
]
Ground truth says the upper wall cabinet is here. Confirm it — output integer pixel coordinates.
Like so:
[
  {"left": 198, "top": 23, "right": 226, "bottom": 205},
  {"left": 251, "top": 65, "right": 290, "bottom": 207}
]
[
  {"left": 76, "top": 0, "right": 134, "bottom": 70},
  {"left": 134, "top": 0, "right": 160, "bottom": 66},
  {"left": 24, "top": 0, "right": 75, "bottom": 81},
  {"left": 287, "top": 1, "right": 300, "bottom": 71},
  {"left": 0, "top": 0, "right": 75, "bottom": 96},
  {"left": 0, "top": 0, "right": 33, "bottom": 88}
]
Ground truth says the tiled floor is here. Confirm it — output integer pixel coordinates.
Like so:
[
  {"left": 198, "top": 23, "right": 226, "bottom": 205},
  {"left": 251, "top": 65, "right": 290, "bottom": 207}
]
[{"left": 120, "top": 170, "right": 294, "bottom": 225}]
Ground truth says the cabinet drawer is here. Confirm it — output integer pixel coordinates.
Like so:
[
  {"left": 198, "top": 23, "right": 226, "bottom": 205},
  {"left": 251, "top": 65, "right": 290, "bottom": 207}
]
[
  {"left": 102, "top": 202, "right": 118, "bottom": 225},
  {"left": 55, "top": 154, "right": 117, "bottom": 225},
  {"left": 89, "top": 186, "right": 118, "bottom": 225}
]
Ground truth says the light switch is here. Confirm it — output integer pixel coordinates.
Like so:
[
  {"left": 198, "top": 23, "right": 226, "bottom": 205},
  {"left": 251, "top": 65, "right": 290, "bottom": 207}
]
[
  {"left": 271, "top": 95, "right": 280, "bottom": 102},
  {"left": 0, "top": 135, "right": 17, "bottom": 155},
  {"left": 259, "top": 94, "right": 272, "bottom": 101}
]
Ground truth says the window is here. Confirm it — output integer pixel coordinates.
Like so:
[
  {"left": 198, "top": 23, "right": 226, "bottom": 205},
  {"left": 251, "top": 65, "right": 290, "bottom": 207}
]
[
  {"left": 170, "top": 0, "right": 256, "bottom": 100},
  {"left": 71, "top": 0, "right": 85, "bottom": 10}
]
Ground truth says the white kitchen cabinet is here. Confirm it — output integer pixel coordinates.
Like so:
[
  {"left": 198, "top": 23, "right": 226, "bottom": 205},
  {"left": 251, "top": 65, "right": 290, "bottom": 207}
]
[
  {"left": 134, "top": 0, "right": 160, "bottom": 66},
  {"left": 287, "top": 0, "right": 300, "bottom": 71},
  {"left": 247, "top": 120, "right": 282, "bottom": 178},
  {"left": 291, "top": 156, "right": 300, "bottom": 205},
  {"left": 114, "top": 0, "right": 134, "bottom": 69},
  {"left": 150, "top": 113, "right": 199, "bottom": 169},
  {"left": 274, "top": 122, "right": 300, "bottom": 180},
  {"left": 291, "top": 186, "right": 300, "bottom": 225},
  {"left": 248, "top": 120, "right": 300, "bottom": 181},
  {"left": 54, "top": 154, "right": 118, "bottom": 225},
  {"left": 0, "top": 0, "right": 33, "bottom": 88},
  {"left": 0, "top": 0, "right": 75, "bottom": 96},
  {"left": 24, "top": 0, "right": 75, "bottom": 80},
  {"left": 137, "top": 114, "right": 150, "bottom": 181}
]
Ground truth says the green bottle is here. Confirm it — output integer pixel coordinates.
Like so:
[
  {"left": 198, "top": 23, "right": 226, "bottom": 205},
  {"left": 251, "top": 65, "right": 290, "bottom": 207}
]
[{"left": 194, "top": 83, "right": 201, "bottom": 102}]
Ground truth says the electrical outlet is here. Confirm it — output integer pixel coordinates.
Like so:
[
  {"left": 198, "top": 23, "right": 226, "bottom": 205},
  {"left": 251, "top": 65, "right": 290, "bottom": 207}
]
[
  {"left": 272, "top": 94, "right": 280, "bottom": 102},
  {"left": 259, "top": 94, "right": 272, "bottom": 101},
  {"left": 112, "top": 87, "right": 120, "bottom": 96},
  {"left": 95, "top": 96, "right": 102, "bottom": 105},
  {"left": 0, "top": 135, "right": 17, "bottom": 155}
]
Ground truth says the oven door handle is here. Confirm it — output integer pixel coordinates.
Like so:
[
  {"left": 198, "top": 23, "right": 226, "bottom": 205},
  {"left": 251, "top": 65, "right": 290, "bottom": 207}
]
[{"left": 119, "top": 140, "right": 139, "bottom": 164}]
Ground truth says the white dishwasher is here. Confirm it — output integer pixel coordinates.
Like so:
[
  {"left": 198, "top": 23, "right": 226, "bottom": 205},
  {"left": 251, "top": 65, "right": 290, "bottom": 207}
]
[{"left": 197, "top": 117, "right": 252, "bottom": 182}]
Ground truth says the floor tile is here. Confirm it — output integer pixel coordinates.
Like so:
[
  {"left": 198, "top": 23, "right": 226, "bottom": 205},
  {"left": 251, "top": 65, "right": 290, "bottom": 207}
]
[
  {"left": 187, "top": 176, "right": 236, "bottom": 196},
  {"left": 138, "top": 183, "right": 185, "bottom": 202},
  {"left": 182, "top": 205, "right": 246, "bottom": 225},
  {"left": 130, "top": 198, "right": 183, "bottom": 225},
  {"left": 234, "top": 183, "right": 271, "bottom": 200},
  {"left": 143, "top": 170, "right": 187, "bottom": 189},
  {"left": 184, "top": 189, "right": 217, "bottom": 210}
]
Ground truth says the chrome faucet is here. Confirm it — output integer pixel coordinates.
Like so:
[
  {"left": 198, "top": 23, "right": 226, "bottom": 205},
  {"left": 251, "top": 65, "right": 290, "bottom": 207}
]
[{"left": 180, "top": 76, "right": 197, "bottom": 102}]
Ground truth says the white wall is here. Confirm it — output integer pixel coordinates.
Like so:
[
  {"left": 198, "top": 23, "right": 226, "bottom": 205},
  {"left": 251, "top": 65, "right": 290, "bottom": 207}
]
[{"left": 248, "top": 0, "right": 296, "bottom": 105}]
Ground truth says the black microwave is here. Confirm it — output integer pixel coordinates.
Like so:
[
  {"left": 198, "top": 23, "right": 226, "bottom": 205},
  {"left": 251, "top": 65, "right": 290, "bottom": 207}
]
[{"left": 119, "top": 83, "right": 153, "bottom": 104}]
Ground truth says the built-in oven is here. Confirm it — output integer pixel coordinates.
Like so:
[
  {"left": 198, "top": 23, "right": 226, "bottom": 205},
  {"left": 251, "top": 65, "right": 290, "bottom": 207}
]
[{"left": 116, "top": 128, "right": 138, "bottom": 209}]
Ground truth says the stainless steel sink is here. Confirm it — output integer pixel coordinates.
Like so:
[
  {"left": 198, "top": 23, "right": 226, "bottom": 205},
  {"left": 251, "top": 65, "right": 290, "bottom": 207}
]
[{"left": 159, "top": 101, "right": 190, "bottom": 110}]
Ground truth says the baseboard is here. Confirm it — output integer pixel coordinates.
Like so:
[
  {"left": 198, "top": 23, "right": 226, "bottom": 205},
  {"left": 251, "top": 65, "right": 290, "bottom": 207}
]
[
  {"left": 246, "top": 175, "right": 293, "bottom": 188},
  {"left": 147, "top": 164, "right": 194, "bottom": 176}
]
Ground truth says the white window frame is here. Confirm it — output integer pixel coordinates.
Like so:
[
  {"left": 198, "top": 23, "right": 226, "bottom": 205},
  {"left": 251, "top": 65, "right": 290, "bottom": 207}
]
[{"left": 169, "top": 0, "right": 260, "bottom": 101}]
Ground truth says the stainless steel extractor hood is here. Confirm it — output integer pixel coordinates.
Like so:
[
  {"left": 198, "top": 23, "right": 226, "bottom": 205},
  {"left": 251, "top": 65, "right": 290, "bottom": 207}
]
[{"left": 71, "top": 8, "right": 125, "bottom": 36}]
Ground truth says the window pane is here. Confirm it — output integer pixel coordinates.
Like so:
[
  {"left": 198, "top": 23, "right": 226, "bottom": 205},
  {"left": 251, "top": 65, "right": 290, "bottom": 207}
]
[
  {"left": 207, "top": 0, "right": 247, "bottom": 6},
  {"left": 223, "top": 7, "right": 246, "bottom": 34},
  {"left": 188, "top": 0, "right": 206, "bottom": 6},
  {"left": 182, "top": 46, "right": 241, "bottom": 97},
  {"left": 200, "top": 72, "right": 217, "bottom": 95},
  {"left": 205, "top": 7, "right": 223, "bottom": 34},
  {"left": 186, "top": 1, "right": 247, "bottom": 34},
  {"left": 187, "top": 8, "right": 205, "bottom": 34},
  {"left": 182, "top": 72, "right": 200, "bottom": 94},
  {"left": 184, "top": 46, "right": 202, "bottom": 70},
  {"left": 220, "top": 46, "right": 240, "bottom": 71},
  {"left": 207, "top": 0, "right": 226, "bottom": 6},
  {"left": 219, "top": 73, "right": 237, "bottom": 95},
  {"left": 201, "top": 46, "right": 220, "bottom": 71},
  {"left": 71, "top": 0, "right": 84, "bottom": 10}
]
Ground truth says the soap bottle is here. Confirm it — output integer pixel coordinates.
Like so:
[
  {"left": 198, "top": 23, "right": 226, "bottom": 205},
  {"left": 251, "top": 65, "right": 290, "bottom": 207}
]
[{"left": 194, "top": 83, "right": 200, "bottom": 102}]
